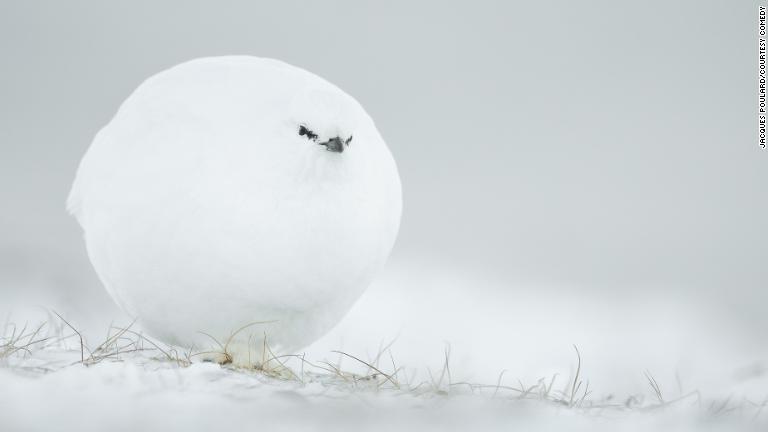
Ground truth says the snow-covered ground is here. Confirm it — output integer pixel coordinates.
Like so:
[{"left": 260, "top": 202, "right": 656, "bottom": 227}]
[
  {"left": 2, "top": 354, "right": 763, "bottom": 432},
  {"left": 3, "top": 259, "right": 766, "bottom": 431}
]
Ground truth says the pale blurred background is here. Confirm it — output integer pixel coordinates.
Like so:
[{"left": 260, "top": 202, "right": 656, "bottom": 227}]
[{"left": 1, "top": 1, "right": 764, "bottom": 398}]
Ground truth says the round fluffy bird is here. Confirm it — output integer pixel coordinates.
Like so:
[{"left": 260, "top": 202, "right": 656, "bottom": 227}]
[{"left": 68, "top": 56, "right": 402, "bottom": 364}]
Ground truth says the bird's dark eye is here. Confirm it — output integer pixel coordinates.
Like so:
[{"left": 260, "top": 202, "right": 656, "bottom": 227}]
[
  {"left": 345, "top": 135, "right": 353, "bottom": 146},
  {"left": 298, "top": 125, "right": 318, "bottom": 141}
]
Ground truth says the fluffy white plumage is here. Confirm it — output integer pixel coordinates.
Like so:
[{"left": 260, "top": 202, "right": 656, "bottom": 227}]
[{"left": 68, "top": 56, "right": 401, "bottom": 363}]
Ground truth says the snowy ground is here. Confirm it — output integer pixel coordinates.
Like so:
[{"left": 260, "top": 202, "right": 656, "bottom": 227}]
[
  {"left": 2, "top": 260, "right": 767, "bottom": 431},
  {"left": 1, "top": 338, "right": 765, "bottom": 432}
]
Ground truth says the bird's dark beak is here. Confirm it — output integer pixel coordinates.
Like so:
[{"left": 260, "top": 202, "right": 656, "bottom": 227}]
[{"left": 319, "top": 137, "right": 344, "bottom": 153}]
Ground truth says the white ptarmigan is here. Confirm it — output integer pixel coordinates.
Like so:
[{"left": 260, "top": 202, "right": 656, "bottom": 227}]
[{"left": 68, "top": 56, "right": 402, "bottom": 364}]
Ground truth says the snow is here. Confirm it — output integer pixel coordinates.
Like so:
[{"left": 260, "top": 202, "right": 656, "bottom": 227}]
[
  {"left": 2, "top": 352, "right": 763, "bottom": 432},
  {"left": 3, "top": 260, "right": 767, "bottom": 431}
]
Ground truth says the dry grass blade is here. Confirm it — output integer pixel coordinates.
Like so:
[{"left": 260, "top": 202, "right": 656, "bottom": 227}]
[
  {"left": 492, "top": 370, "right": 507, "bottom": 398},
  {"left": 438, "top": 344, "right": 452, "bottom": 390},
  {"left": 368, "top": 336, "right": 399, "bottom": 374},
  {"left": 52, "top": 311, "right": 91, "bottom": 363},
  {"left": 569, "top": 345, "right": 583, "bottom": 407},
  {"left": 545, "top": 373, "right": 559, "bottom": 398},
  {"left": 0, "top": 322, "right": 52, "bottom": 359},
  {"left": 331, "top": 350, "right": 399, "bottom": 389},
  {"left": 319, "top": 360, "right": 352, "bottom": 381},
  {"left": 195, "top": 331, "right": 231, "bottom": 364},
  {"left": 259, "top": 333, "right": 299, "bottom": 381},
  {"left": 223, "top": 320, "right": 278, "bottom": 356},
  {"left": 113, "top": 327, "right": 179, "bottom": 364},
  {"left": 91, "top": 320, "right": 137, "bottom": 355},
  {"left": 644, "top": 370, "right": 664, "bottom": 404}
]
